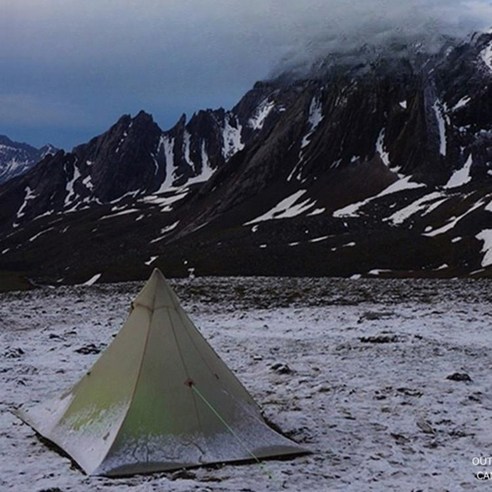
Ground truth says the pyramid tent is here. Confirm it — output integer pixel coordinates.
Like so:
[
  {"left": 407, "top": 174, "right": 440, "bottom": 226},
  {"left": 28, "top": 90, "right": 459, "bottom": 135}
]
[{"left": 17, "top": 269, "right": 308, "bottom": 476}]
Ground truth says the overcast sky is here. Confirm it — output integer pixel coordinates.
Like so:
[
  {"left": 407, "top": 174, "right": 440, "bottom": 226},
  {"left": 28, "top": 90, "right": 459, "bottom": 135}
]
[{"left": 1, "top": 0, "right": 492, "bottom": 149}]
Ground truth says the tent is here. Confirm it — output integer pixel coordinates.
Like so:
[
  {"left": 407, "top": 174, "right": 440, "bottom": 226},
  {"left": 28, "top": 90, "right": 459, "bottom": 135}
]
[{"left": 17, "top": 269, "right": 308, "bottom": 476}]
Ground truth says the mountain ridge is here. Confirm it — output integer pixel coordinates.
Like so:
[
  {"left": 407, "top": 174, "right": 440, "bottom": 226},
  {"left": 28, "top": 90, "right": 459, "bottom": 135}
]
[
  {"left": 1, "top": 32, "right": 492, "bottom": 287},
  {"left": 0, "top": 135, "right": 57, "bottom": 186}
]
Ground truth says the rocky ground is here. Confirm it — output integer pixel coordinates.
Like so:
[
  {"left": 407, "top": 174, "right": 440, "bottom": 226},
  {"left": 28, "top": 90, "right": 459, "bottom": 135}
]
[{"left": 1, "top": 277, "right": 491, "bottom": 491}]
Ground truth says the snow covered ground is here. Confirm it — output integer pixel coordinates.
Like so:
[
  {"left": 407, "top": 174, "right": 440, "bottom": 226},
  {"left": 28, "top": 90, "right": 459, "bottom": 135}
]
[{"left": 1, "top": 277, "right": 491, "bottom": 491}]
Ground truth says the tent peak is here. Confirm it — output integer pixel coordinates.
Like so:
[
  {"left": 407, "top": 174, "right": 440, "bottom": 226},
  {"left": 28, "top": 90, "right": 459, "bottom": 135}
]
[
  {"left": 151, "top": 267, "right": 165, "bottom": 278},
  {"left": 133, "top": 268, "right": 179, "bottom": 311}
]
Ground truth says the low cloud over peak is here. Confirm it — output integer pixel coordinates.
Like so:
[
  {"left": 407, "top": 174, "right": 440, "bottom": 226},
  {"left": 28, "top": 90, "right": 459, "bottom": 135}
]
[{"left": 1, "top": 0, "right": 491, "bottom": 148}]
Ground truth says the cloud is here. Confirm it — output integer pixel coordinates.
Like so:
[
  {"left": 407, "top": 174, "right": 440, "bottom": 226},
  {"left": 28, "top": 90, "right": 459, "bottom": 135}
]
[
  {"left": 1, "top": 1, "right": 491, "bottom": 147},
  {"left": 0, "top": 93, "right": 91, "bottom": 128},
  {"left": 267, "top": 0, "right": 492, "bottom": 76}
]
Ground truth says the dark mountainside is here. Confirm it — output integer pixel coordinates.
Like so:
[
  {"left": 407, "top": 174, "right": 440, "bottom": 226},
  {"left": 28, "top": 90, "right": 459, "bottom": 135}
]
[{"left": 1, "top": 32, "right": 492, "bottom": 288}]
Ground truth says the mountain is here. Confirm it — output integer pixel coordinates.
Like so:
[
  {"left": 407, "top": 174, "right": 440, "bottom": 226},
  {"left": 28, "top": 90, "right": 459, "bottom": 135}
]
[
  {"left": 0, "top": 135, "right": 57, "bottom": 185},
  {"left": 1, "top": 32, "right": 492, "bottom": 288}
]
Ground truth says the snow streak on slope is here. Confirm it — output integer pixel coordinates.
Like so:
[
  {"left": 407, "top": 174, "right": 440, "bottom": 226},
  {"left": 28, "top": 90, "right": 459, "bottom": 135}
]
[
  {"left": 249, "top": 99, "right": 275, "bottom": 130},
  {"left": 376, "top": 129, "right": 390, "bottom": 167},
  {"left": 115, "top": 131, "right": 128, "bottom": 154},
  {"left": 445, "top": 154, "right": 473, "bottom": 189},
  {"left": 82, "top": 175, "right": 94, "bottom": 191},
  {"left": 289, "top": 97, "right": 324, "bottom": 182},
  {"left": 83, "top": 273, "right": 102, "bottom": 286},
  {"left": 222, "top": 115, "right": 244, "bottom": 160},
  {"left": 186, "top": 142, "right": 215, "bottom": 185},
  {"left": 14, "top": 186, "right": 37, "bottom": 227},
  {"left": 157, "top": 136, "right": 176, "bottom": 192},
  {"left": 423, "top": 200, "right": 486, "bottom": 237},
  {"left": 480, "top": 41, "right": 492, "bottom": 72},
  {"left": 99, "top": 209, "right": 140, "bottom": 221},
  {"left": 433, "top": 101, "right": 448, "bottom": 157},
  {"left": 301, "top": 97, "right": 323, "bottom": 150},
  {"left": 333, "top": 177, "right": 425, "bottom": 218},
  {"left": 64, "top": 163, "right": 81, "bottom": 206},
  {"left": 386, "top": 192, "right": 444, "bottom": 225},
  {"left": 476, "top": 230, "right": 492, "bottom": 267},
  {"left": 452, "top": 96, "right": 471, "bottom": 111},
  {"left": 150, "top": 221, "right": 180, "bottom": 244},
  {"left": 244, "top": 190, "right": 317, "bottom": 225},
  {"left": 28, "top": 227, "right": 55, "bottom": 243},
  {"left": 142, "top": 191, "right": 188, "bottom": 212},
  {"left": 183, "top": 131, "right": 193, "bottom": 167},
  {"left": 16, "top": 187, "right": 37, "bottom": 219}
]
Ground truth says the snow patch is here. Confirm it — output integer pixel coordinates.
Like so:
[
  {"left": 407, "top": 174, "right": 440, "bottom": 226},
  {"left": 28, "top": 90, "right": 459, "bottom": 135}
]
[
  {"left": 476, "top": 230, "right": 492, "bottom": 267},
  {"left": 186, "top": 141, "right": 215, "bottom": 185},
  {"left": 301, "top": 96, "right": 323, "bottom": 150},
  {"left": 115, "top": 132, "right": 128, "bottom": 154},
  {"left": 376, "top": 129, "right": 390, "bottom": 167},
  {"left": 290, "top": 98, "right": 325, "bottom": 183},
  {"left": 16, "top": 186, "right": 37, "bottom": 219},
  {"left": 368, "top": 269, "right": 393, "bottom": 275},
  {"left": 222, "top": 115, "right": 244, "bottom": 160},
  {"left": 452, "top": 96, "right": 471, "bottom": 111},
  {"left": 145, "top": 256, "right": 158, "bottom": 266},
  {"left": 99, "top": 209, "right": 139, "bottom": 221},
  {"left": 183, "top": 131, "right": 193, "bottom": 167},
  {"left": 386, "top": 192, "right": 444, "bottom": 225},
  {"left": 249, "top": 100, "right": 275, "bottom": 130},
  {"left": 156, "top": 136, "right": 176, "bottom": 192},
  {"left": 244, "top": 190, "right": 317, "bottom": 225},
  {"left": 424, "top": 200, "right": 485, "bottom": 237},
  {"left": 309, "top": 236, "right": 329, "bottom": 243},
  {"left": 64, "top": 163, "right": 81, "bottom": 206},
  {"left": 333, "top": 177, "right": 425, "bottom": 218},
  {"left": 150, "top": 221, "right": 180, "bottom": 244},
  {"left": 83, "top": 273, "right": 102, "bottom": 286},
  {"left": 307, "top": 208, "right": 325, "bottom": 216},
  {"left": 421, "top": 198, "right": 449, "bottom": 216},
  {"left": 29, "top": 227, "right": 55, "bottom": 243},
  {"left": 445, "top": 154, "right": 473, "bottom": 189},
  {"left": 433, "top": 101, "right": 447, "bottom": 157},
  {"left": 399, "top": 100, "right": 407, "bottom": 109},
  {"left": 82, "top": 175, "right": 93, "bottom": 191},
  {"left": 142, "top": 191, "right": 188, "bottom": 212},
  {"left": 480, "top": 42, "right": 492, "bottom": 72}
]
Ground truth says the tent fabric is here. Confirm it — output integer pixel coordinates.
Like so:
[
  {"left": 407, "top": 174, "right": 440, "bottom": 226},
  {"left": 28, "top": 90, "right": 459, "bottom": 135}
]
[{"left": 17, "top": 269, "right": 308, "bottom": 476}]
